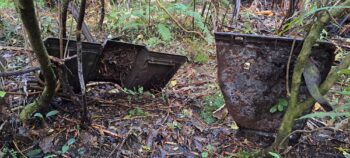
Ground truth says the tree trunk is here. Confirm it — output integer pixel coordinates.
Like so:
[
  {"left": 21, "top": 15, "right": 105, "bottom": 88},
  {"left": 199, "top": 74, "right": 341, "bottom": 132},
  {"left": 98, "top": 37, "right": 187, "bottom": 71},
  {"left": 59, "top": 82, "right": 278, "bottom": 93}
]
[
  {"left": 76, "top": 0, "right": 90, "bottom": 125},
  {"left": 14, "top": 0, "right": 57, "bottom": 121}
]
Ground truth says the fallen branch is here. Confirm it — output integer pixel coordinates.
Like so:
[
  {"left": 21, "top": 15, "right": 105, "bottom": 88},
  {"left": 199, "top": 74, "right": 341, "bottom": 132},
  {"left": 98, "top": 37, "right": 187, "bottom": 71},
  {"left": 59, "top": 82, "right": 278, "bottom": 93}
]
[
  {"left": 91, "top": 124, "right": 123, "bottom": 138},
  {"left": 0, "top": 67, "right": 40, "bottom": 77}
]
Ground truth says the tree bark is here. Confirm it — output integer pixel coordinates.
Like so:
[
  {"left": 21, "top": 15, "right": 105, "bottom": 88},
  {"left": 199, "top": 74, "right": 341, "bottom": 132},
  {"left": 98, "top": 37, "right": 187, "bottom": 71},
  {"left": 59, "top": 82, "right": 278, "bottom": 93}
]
[
  {"left": 98, "top": 0, "right": 105, "bottom": 31},
  {"left": 14, "top": 0, "right": 57, "bottom": 121},
  {"left": 273, "top": 0, "right": 350, "bottom": 149},
  {"left": 76, "top": 0, "right": 90, "bottom": 125}
]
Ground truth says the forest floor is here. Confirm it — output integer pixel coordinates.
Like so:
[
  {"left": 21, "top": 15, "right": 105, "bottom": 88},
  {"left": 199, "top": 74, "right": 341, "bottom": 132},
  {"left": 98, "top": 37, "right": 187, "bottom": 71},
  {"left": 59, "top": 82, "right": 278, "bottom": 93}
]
[{"left": 1, "top": 1, "right": 350, "bottom": 158}]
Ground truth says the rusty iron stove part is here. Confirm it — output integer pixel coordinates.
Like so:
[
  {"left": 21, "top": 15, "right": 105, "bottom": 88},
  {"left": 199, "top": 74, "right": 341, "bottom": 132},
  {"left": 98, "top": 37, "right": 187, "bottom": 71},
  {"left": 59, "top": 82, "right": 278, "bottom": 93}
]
[
  {"left": 96, "top": 40, "right": 187, "bottom": 91},
  {"left": 215, "top": 32, "right": 335, "bottom": 133}
]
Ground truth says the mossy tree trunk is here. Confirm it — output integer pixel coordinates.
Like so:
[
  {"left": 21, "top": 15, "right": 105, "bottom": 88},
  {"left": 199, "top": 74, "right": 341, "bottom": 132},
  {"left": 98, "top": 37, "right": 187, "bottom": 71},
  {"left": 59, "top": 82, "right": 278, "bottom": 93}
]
[
  {"left": 272, "top": 0, "right": 350, "bottom": 150},
  {"left": 14, "top": 0, "right": 57, "bottom": 121}
]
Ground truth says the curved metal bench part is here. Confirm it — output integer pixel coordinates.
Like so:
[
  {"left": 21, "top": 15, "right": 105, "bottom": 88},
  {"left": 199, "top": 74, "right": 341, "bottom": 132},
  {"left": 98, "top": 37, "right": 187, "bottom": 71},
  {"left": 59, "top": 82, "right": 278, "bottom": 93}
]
[{"left": 215, "top": 32, "right": 336, "bottom": 133}]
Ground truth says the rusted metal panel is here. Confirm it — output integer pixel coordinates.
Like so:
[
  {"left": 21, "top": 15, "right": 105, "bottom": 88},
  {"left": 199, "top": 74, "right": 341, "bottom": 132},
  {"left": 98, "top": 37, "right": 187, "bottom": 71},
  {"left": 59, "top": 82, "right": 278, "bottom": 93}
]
[
  {"left": 97, "top": 40, "right": 188, "bottom": 91},
  {"left": 44, "top": 38, "right": 102, "bottom": 91},
  {"left": 44, "top": 38, "right": 187, "bottom": 91},
  {"left": 215, "top": 32, "right": 335, "bottom": 133}
]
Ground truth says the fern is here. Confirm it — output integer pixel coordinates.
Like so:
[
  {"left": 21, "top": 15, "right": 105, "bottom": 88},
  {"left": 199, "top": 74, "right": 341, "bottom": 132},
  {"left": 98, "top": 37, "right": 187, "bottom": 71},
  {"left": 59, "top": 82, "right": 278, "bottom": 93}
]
[
  {"left": 299, "top": 102, "right": 350, "bottom": 119},
  {"left": 167, "top": 3, "right": 214, "bottom": 43},
  {"left": 299, "top": 112, "right": 350, "bottom": 119},
  {"left": 157, "top": 24, "right": 172, "bottom": 41}
]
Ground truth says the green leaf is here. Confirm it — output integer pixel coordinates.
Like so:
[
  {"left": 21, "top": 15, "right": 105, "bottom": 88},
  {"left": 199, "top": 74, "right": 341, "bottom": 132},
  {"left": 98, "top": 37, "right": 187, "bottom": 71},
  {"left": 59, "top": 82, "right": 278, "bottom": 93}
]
[
  {"left": 194, "top": 52, "right": 209, "bottom": 64},
  {"left": 270, "top": 106, "right": 277, "bottom": 113},
  {"left": 338, "top": 69, "right": 350, "bottom": 75},
  {"left": 61, "top": 145, "right": 69, "bottom": 154},
  {"left": 46, "top": 110, "right": 59, "bottom": 117},
  {"left": 338, "top": 91, "right": 350, "bottom": 95},
  {"left": 206, "top": 144, "right": 215, "bottom": 153},
  {"left": 277, "top": 104, "right": 284, "bottom": 112},
  {"left": 43, "top": 154, "right": 57, "bottom": 158},
  {"left": 201, "top": 151, "right": 209, "bottom": 158},
  {"left": 334, "top": 102, "right": 350, "bottom": 111},
  {"left": 157, "top": 24, "right": 172, "bottom": 41},
  {"left": 0, "top": 91, "right": 6, "bottom": 98},
  {"left": 268, "top": 152, "right": 281, "bottom": 158},
  {"left": 299, "top": 112, "right": 350, "bottom": 119},
  {"left": 279, "top": 99, "right": 288, "bottom": 107},
  {"left": 26, "top": 149, "right": 42, "bottom": 157},
  {"left": 67, "top": 138, "right": 76, "bottom": 145},
  {"left": 33, "top": 113, "right": 44, "bottom": 119}
]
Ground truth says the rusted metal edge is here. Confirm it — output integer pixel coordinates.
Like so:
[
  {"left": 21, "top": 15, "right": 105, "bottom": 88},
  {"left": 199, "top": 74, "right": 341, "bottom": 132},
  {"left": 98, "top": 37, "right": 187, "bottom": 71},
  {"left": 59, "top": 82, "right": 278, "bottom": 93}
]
[{"left": 214, "top": 32, "right": 350, "bottom": 50}]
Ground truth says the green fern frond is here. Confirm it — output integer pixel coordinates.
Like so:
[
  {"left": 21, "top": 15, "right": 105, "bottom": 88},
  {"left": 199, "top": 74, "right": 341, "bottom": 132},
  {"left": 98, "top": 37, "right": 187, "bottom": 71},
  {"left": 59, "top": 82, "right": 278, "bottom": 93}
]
[{"left": 157, "top": 24, "right": 172, "bottom": 41}]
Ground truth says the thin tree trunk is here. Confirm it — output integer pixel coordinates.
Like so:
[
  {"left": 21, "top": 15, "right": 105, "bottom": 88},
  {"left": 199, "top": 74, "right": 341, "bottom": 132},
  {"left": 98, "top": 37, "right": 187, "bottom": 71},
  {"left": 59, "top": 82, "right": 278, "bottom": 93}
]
[
  {"left": 76, "top": 0, "right": 90, "bottom": 125},
  {"left": 272, "top": 0, "right": 350, "bottom": 149},
  {"left": 98, "top": 0, "right": 105, "bottom": 31},
  {"left": 14, "top": 0, "right": 57, "bottom": 121}
]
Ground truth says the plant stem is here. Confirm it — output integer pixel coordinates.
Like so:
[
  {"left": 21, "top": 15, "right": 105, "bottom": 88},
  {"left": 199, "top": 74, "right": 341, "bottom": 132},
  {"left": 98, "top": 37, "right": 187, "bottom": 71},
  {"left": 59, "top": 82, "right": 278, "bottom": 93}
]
[
  {"left": 14, "top": 0, "right": 57, "bottom": 121},
  {"left": 273, "top": 0, "right": 350, "bottom": 149}
]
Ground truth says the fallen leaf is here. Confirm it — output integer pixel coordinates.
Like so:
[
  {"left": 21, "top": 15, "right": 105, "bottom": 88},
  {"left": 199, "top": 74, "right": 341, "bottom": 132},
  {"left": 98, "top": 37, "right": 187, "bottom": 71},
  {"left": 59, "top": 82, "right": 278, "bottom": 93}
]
[{"left": 256, "top": 10, "right": 274, "bottom": 16}]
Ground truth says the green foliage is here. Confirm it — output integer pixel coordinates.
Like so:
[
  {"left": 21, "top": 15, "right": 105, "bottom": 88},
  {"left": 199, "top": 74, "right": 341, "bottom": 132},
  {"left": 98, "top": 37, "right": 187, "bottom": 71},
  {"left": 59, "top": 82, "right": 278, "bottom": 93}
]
[
  {"left": 0, "top": 18, "right": 23, "bottom": 45},
  {"left": 0, "top": 146, "right": 17, "bottom": 158},
  {"left": 127, "top": 107, "right": 149, "bottom": 117},
  {"left": 166, "top": 120, "right": 182, "bottom": 129},
  {"left": 0, "top": 0, "right": 14, "bottom": 9},
  {"left": 270, "top": 99, "right": 289, "bottom": 113},
  {"left": 241, "top": 10, "right": 255, "bottom": 34},
  {"left": 300, "top": 72, "right": 350, "bottom": 120},
  {"left": 46, "top": 110, "right": 59, "bottom": 118},
  {"left": 33, "top": 112, "right": 44, "bottom": 119},
  {"left": 157, "top": 24, "right": 172, "bottom": 41},
  {"left": 231, "top": 149, "right": 260, "bottom": 158},
  {"left": 123, "top": 87, "right": 144, "bottom": 96},
  {"left": 40, "top": 16, "right": 57, "bottom": 36},
  {"left": 58, "top": 138, "right": 76, "bottom": 155},
  {"left": 33, "top": 110, "right": 59, "bottom": 120},
  {"left": 26, "top": 149, "right": 42, "bottom": 157},
  {"left": 145, "top": 37, "right": 163, "bottom": 48},
  {"left": 200, "top": 93, "right": 225, "bottom": 124},
  {"left": 280, "top": 4, "right": 350, "bottom": 35},
  {"left": 201, "top": 152, "right": 209, "bottom": 158},
  {"left": 269, "top": 151, "right": 282, "bottom": 158},
  {"left": 194, "top": 52, "right": 209, "bottom": 64},
  {"left": 105, "top": 1, "right": 213, "bottom": 45},
  {"left": 0, "top": 91, "right": 6, "bottom": 98}
]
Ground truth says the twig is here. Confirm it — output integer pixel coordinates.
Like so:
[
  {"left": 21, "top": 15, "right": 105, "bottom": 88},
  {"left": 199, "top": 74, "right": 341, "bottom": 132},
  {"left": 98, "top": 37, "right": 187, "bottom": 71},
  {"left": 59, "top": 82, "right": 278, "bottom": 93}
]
[
  {"left": 11, "top": 106, "right": 24, "bottom": 112},
  {"left": 286, "top": 37, "right": 297, "bottom": 96},
  {"left": 109, "top": 128, "right": 133, "bottom": 158},
  {"left": 92, "top": 124, "right": 123, "bottom": 138},
  {"left": 0, "top": 67, "right": 40, "bottom": 77},
  {"left": 155, "top": 0, "right": 206, "bottom": 40},
  {"left": 279, "top": 127, "right": 340, "bottom": 151},
  {"left": 0, "top": 46, "right": 32, "bottom": 51},
  {"left": 0, "top": 120, "right": 7, "bottom": 131},
  {"left": 12, "top": 140, "right": 27, "bottom": 158}
]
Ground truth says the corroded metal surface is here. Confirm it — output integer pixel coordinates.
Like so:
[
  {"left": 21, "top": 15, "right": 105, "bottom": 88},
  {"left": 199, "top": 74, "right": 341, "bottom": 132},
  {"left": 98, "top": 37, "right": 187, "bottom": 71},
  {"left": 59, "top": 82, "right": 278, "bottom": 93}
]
[
  {"left": 44, "top": 38, "right": 102, "bottom": 91},
  {"left": 215, "top": 33, "right": 335, "bottom": 132},
  {"left": 97, "top": 40, "right": 187, "bottom": 91}
]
